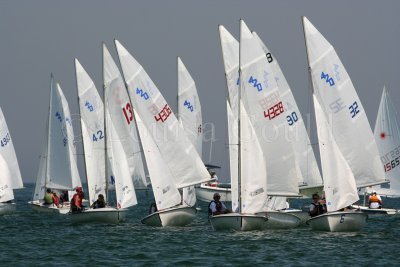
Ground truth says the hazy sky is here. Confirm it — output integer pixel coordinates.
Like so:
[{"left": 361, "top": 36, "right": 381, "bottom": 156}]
[{"left": 1, "top": 0, "right": 399, "bottom": 183}]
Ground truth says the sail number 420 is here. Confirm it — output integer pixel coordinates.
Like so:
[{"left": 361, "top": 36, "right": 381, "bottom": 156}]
[{"left": 1, "top": 133, "right": 10, "bottom": 147}]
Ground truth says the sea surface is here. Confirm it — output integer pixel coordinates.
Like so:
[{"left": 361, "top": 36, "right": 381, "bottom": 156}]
[{"left": 1, "top": 184, "right": 399, "bottom": 266}]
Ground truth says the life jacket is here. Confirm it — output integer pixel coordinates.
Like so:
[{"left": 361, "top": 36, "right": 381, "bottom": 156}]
[
  {"left": 70, "top": 193, "right": 82, "bottom": 209},
  {"left": 208, "top": 201, "right": 215, "bottom": 216},
  {"left": 369, "top": 195, "right": 380, "bottom": 203},
  {"left": 309, "top": 202, "right": 325, "bottom": 217}
]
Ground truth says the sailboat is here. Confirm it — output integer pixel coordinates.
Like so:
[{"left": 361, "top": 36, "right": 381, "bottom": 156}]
[
  {"left": 115, "top": 40, "right": 211, "bottom": 227},
  {"left": 0, "top": 107, "right": 24, "bottom": 215},
  {"left": 212, "top": 21, "right": 302, "bottom": 230},
  {"left": 302, "top": 16, "right": 386, "bottom": 231},
  {"left": 353, "top": 87, "right": 399, "bottom": 215},
  {"left": 29, "top": 74, "right": 82, "bottom": 214},
  {"left": 69, "top": 49, "right": 141, "bottom": 223}
]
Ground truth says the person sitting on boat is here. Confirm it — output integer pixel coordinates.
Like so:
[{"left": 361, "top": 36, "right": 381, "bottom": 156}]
[
  {"left": 91, "top": 194, "right": 106, "bottom": 209},
  {"left": 43, "top": 188, "right": 53, "bottom": 205},
  {"left": 60, "top": 190, "right": 69, "bottom": 203},
  {"left": 368, "top": 191, "right": 382, "bottom": 209},
  {"left": 208, "top": 193, "right": 231, "bottom": 216},
  {"left": 70, "top": 187, "right": 84, "bottom": 213},
  {"left": 309, "top": 193, "right": 327, "bottom": 217},
  {"left": 52, "top": 192, "right": 60, "bottom": 208}
]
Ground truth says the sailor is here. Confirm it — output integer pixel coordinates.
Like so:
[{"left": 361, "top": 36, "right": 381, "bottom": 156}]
[
  {"left": 91, "top": 194, "right": 106, "bottom": 209},
  {"left": 70, "top": 187, "right": 84, "bottom": 213},
  {"left": 208, "top": 193, "right": 231, "bottom": 216},
  {"left": 43, "top": 188, "right": 53, "bottom": 205},
  {"left": 309, "top": 193, "right": 327, "bottom": 217},
  {"left": 368, "top": 191, "right": 383, "bottom": 209}
]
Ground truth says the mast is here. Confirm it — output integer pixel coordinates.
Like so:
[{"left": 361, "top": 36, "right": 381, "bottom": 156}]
[
  {"left": 45, "top": 74, "right": 54, "bottom": 191},
  {"left": 238, "top": 19, "right": 243, "bottom": 214},
  {"left": 102, "top": 43, "right": 109, "bottom": 204},
  {"left": 75, "top": 59, "right": 90, "bottom": 202}
]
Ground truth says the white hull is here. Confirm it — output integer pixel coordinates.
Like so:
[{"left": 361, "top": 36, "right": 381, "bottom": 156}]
[
  {"left": 69, "top": 208, "right": 128, "bottom": 223},
  {"left": 282, "top": 209, "right": 310, "bottom": 225},
  {"left": 0, "top": 202, "right": 17, "bottom": 215},
  {"left": 256, "top": 211, "right": 301, "bottom": 229},
  {"left": 209, "top": 213, "right": 267, "bottom": 231},
  {"left": 195, "top": 183, "right": 231, "bottom": 202},
  {"left": 141, "top": 206, "right": 197, "bottom": 227},
  {"left": 28, "top": 200, "right": 70, "bottom": 214},
  {"left": 351, "top": 205, "right": 398, "bottom": 216},
  {"left": 307, "top": 211, "right": 368, "bottom": 232}
]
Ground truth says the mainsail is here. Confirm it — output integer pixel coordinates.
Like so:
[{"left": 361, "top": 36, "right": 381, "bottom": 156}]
[
  {"left": 252, "top": 31, "right": 322, "bottom": 190},
  {"left": 240, "top": 20, "right": 299, "bottom": 196},
  {"left": 115, "top": 40, "right": 210, "bottom": 189},
  {"left": 75, "top": 59, "right": 107, "bottom": 205},
  {"left": 303, "top": 16, "right": 385, "bottom": 188},
  {"left": 103, "top": 44, "right": 139, "bottom": 208},
  {"left": 374, "top": 87, "right": 400, "bottom": 197},
  {"left": 45, "top": 75, "right": 81, "bottom": 190}
]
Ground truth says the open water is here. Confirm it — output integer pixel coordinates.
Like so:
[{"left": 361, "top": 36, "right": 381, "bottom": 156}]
[{"left": 1, "top": 184, "right": 399, "bottom": 266}]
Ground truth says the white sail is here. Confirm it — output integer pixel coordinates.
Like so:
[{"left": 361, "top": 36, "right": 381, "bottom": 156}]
[
  {"left": 177, "top": 57, "right": 200, "bottom": 207},
  {"left": 227, "top": 101, "right": 239, "bottom": 212},
  {"left": 240, "top": 20, "right": 299, "bottom": 196},
  {"left": 103, "top": 44, "right": 147, "bottom": 190},
  {"left": 0, "top": 154, "right": 14, "bottom": 202},
  {"left": 135, "top": 110, "right": 182, "bottom": 210},
  {"left": 314, "top": 95, "right": 359, "bottom": 212},
  {"left": 115, "top": 40, "right": 210, "bottom": 188},
  {"left": 106, "top": 118, "right": 137, "bottom": 209},
  {"left": 46, "top": 76, "right": 81, "bottom": 190},
  {"left": 33, "top": 121, "right": 48, "bottom": 201},
  {"left": 374, "top": 87, "right": 400, "bottom": 197},
  {"left": 75, "top": 59, "right": 107, "bottom": 204},
  {"left": 303, "top": 16, "right": 385, "bottom": 188},
  {"left": 177, "top": 57, "right": 202, "bottom": 155},
  {"left": 240, "top": 102, "right": 268, "bottom": 214},
  {"left": 0, "top": 107, "right": 23, "bottom": 189},
  {"left": 219, "top": 25, "right": 239, "bottom": 211},
  {"left": 219, "top": 25, "right": 240, "bottom": 117},
  {"left": 252, "top": 31, "right": 323, "bottom": 189}
]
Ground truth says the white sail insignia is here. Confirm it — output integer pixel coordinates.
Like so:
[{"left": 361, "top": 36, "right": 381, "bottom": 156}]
[
  {"left": 115, "top": 40, "right": 210, "bottom": 189},
  {"left": 303, "top": 17, "right": 385, "bottom": 188},
  {"left": 374, "top": 87, "right": 400, "bottom": 197}
]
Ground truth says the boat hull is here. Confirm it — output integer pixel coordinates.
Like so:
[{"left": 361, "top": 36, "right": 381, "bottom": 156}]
[
  {"left": 28, "top": 200, "right": 70, "bottom": 214},
  {"left": 0, "top": 202, "right": 16, "bottom": 215},
  {"left": 256, "top": 211, "right": 301, "bottom": 229},
  {"left": 141, "top": 206, "right": 197, "bottom": 227},
  {"left": 195, "top": 183, "right": 231, "bottom": 202},
  {"left": 209, "top": 213, "right": 267, "bottom": 231},
  {"left": 351, "top": 205, "right": 397, "bottom": 216},
  {"left": 69, "top": 208, "right": 128, "bottom": 223},
  {"left": 307, "top": 211, "right": 368, "bottom": 232},
  {"left": 282, "top": 209, "right": 310, "bottom": 225}
]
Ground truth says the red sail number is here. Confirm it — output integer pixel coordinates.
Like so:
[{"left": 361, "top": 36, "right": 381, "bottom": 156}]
[
  {"left": 154, "top": 104, "right": 172, "bottom": 123},
  {"left": 264, "top": 101, "right": 284, "bottom": 120}
]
